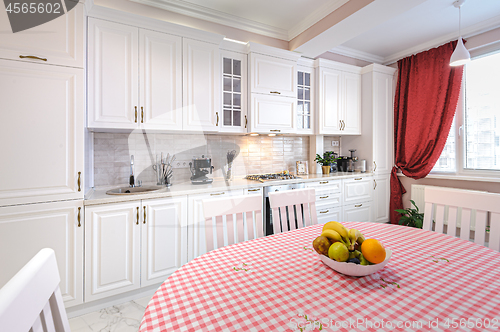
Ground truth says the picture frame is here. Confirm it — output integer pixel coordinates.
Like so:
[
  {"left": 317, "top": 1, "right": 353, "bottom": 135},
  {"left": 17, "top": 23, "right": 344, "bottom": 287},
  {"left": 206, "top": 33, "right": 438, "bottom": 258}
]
[{"left": 296, "top": 161, "right": 308, "bottom": 175}]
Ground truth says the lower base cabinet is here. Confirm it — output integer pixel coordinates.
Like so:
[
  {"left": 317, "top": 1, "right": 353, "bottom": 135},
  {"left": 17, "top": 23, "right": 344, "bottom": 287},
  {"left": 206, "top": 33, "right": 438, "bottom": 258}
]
[
  {"left": 0, "top": 200, "right": 84, "bottom": 307},
  {"left": 373, "top": 175, "right": 390, "bottom": 223},
  {"left": 316, "top": 206, "right": 342, "bottom": 224},
  {"left": 342, "top": 201, "right": 373, "bottom": 222},
  {"left": 85, "top": 196, "right": 187, "bottom": 302}
]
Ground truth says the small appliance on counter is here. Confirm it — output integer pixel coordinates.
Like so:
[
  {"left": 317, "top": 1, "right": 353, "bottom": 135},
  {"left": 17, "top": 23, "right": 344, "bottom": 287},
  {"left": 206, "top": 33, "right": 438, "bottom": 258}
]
[
  {"left": 338, "top": 149, "right": 358, "bottom": 172},
  {"left": 189, "top": 155, "right": 214, "bottom": 184}
]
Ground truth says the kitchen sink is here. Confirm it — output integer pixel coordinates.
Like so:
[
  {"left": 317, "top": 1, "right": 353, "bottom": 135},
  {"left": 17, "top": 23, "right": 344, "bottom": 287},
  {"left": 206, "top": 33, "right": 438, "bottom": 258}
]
[{"left": 106, "top": 186, "right": 163, "bottom": 195}]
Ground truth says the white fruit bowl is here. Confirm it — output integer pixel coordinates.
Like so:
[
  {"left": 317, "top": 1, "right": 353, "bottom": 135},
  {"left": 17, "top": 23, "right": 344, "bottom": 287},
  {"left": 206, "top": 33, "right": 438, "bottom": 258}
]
[{"left": 319, "top": 248, "right": 392, "bottom": 277}]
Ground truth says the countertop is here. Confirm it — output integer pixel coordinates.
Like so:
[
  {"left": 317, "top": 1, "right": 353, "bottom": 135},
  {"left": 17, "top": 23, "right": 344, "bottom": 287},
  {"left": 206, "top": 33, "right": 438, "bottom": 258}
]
[{"left": 84, "top": 172, "right": 373, "bottom": 206}]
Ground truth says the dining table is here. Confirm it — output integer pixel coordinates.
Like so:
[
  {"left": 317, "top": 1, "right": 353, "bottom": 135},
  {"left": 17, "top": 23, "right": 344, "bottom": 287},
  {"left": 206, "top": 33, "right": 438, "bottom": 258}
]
[{"left": 139, "top": 221, "right": 500, "bottom": 331}]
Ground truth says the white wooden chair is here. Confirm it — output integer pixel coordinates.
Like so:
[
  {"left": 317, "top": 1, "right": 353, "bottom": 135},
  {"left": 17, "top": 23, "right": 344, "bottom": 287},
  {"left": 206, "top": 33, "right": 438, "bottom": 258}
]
[
  {"left": 423, "top": 186, "right": 500, "bottom": 250},
  {"left": 268, "top": 188, "right": 317, "bottom": 234},
  {"left": 202, "top": 194, "right": 263, "bottom": 252},
  {"left": 0, "top": 248, "right": 70, "bottom": 332}
]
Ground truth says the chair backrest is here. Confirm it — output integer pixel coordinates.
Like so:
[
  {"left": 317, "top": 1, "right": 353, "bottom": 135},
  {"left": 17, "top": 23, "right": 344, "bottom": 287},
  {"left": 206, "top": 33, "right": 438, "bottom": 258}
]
[
  {"left": 268, "top": 188, "right": 317, "bottom": 234},
  {"left": 0, "top": 248, "right": 70, "bottom": 332},
  {"left": 423, "top": 186, "right": 500, "bottom": 250},
  {"left": 202, "top": 194, "right": 263, "bottom": 252}
]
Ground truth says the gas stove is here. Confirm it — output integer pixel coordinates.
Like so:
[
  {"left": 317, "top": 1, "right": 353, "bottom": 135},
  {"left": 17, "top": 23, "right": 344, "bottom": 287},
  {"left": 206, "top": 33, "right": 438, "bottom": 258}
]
[{"left": 245, "top": 172, "right": 301, "bottom": 182}]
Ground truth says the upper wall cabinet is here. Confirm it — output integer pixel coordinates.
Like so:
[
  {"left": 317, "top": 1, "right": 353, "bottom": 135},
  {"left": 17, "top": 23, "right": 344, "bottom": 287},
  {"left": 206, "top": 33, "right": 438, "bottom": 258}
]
[
  {"left": 0, "top": 60, "right": 84, "bottom": 206},
  {"left": 0, "top": 4, "right": 84, "bottom": 68},
  {"left": 316, "top": 59, "right": 361, "bottom": 135},
  {"left": 250, "top": 53, "right": 296, "bottom": 97},
  {"left": 183, "top": 38, "right": 221, "bottom": 132},
  {"left": 296, "top": 59, "right": 315, "bottom": 135},
  {"left": 87, "top": 18, "right": 182, "bottom": 130},
  {"left": 220, "top": 49, "right": 248, "bottom": 134}
]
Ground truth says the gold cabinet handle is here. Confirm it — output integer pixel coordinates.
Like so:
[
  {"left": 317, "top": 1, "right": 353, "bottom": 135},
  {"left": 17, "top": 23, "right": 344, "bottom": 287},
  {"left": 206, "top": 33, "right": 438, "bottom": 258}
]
[
  {"left": 210, "top": 192, "right": 225, "bottom": 196},
  {"left": 270, "top": 91, "right": 281, "bottom": 94},
  {"left": 355, "top": 204, "right": 362, "bottom": 208},
  {"left": 141, "top": 107, "right": 144, "bottom": 123},
  {"left": 354, "top": 178, "right": 362, "bottom": 180},
  {"left": 136, "top": 207, "right": 139, "bottom": 225},
  {"left": 319, "top": 196, "right": 329, "bottom": 199},
  {"left": 143, "top": 206, "right": 146, "bottom": 224},
  {"left": 77, "top": 207, "right": 81, "bottom": 227},
  {"left": 19, "top": 55, "right": 47, "bottom": 61},
  {"left": 134, "top": 106, "right": 138, "bottom": 123},
  {"left": 77, "top": 172, "right": 81, "bottom": 192},
  {"left": 270, "top": 129, "right": 281, "bottom": 132},
  {"left": 319, "top": 181, "right": 329, "bottom": 184},
  {"left": 320, "top": 210, "right": 329, "bottom": 214},
  {"left": 339, "top": 120, "right": 342, "bottom": 130},
  {"left": 248, "top": 189, "right": 260, "bottom": 192},
  {"left": 373, "top": 179, "right": 377, "bottom": 190},
  {"left": 373, "top": 161, "right": 377, "bottom": 172},
  {"left": 216, "top": 112, "right": 219, "bottom": 126},
  {"left": 245, "top": 115, "right": 247, "bottom": 128},
  {"left": 342, "top": 120, "right": 346, "bottom": 130}
]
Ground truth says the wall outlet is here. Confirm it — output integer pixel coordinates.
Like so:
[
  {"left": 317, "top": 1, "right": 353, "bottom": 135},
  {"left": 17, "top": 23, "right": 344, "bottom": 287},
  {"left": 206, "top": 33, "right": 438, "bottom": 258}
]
[
  {"left": 331, "top": 140, "right": 339, "bottom": 147},
  {"left": 172, "top": 160, "right": 191, "bottom": 168}
]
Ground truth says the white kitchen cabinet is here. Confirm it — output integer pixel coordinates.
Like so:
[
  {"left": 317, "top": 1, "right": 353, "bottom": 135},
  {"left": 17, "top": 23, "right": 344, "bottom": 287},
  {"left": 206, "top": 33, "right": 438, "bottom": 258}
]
[
  {"left": 141, "top": 197, "right": 187, "bottom": 287},
  {"left": 85, "top": 201, "right": 141, "bottom": 302},
  {"left": 0, "top": 200, "right": 84, "bottom": 308},
  {"left": 297, "top": 59, "right": 315, "bottom": 134},
  {"left": 88, "top": 18, "right": 183, "bottom": 130},
  {"left": 187, "top": 189, "right": 244, "bottom": 261},
  {"left": 343, "top": 201, "right": 373, "bottom": 223},
  {"left": 317, "top": 206, "right": 342, "bottom": 224},
  {"left": 85, "top": 196, "right": 187, "bottom": 301},
  {"left": 373, "top": 175, "right": 390, "bottom": 223},
  {"left": 220, "top": 50, "right": 247, "bottom": 133},
  {"left": 250, "top": 94, "right": 296, "bottom": 134},
  {"left": 183, "top": 38, "right": 220, "bottom": 132},
  {"left": 316, "top": 59, "right": 361, "bottom": 135},
  {"left": 343, "top": 177, "right": 373, "bottom": 205},
  {"left": 0, "top": 4, "right": 84, "bottom": 68},
  {"left": 0, "top": 60, "right": 84, "bottom": 206},
  {"left": 249, "top": 53, "right": 296, "bottom": 97}
]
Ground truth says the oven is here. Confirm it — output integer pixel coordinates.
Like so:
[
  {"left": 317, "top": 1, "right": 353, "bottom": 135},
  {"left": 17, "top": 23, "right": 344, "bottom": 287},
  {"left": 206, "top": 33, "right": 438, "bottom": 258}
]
[{"left": 263, "top": 182, "right": 305, "bottom": 235}]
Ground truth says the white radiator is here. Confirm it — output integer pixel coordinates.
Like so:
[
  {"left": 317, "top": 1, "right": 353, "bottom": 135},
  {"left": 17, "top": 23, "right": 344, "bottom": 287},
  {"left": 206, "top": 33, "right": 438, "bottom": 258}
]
[{"left": 410, "top": 184, "right": 427, "bottom": 212}]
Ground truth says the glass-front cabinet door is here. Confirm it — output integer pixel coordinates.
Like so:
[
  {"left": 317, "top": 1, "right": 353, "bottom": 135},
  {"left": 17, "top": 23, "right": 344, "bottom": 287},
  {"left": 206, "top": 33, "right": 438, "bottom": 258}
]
[
  {"left": 297, "top": 64, "right": 314, "bottom": 134},
  {"left": 220, "top": 50, "right": 247, "bottom": 133}
]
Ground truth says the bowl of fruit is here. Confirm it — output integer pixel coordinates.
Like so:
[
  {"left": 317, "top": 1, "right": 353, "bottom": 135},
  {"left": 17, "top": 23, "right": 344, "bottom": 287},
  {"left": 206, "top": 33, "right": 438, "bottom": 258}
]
[{"left": 313, "top": 221, "right": 391, "bottom": 277}]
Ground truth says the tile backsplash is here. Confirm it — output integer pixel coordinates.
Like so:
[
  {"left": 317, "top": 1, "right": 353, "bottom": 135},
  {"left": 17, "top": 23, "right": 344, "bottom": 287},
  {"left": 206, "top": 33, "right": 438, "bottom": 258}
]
[{"left": 93, "top": 133, "right": 309, "bottom": 187}]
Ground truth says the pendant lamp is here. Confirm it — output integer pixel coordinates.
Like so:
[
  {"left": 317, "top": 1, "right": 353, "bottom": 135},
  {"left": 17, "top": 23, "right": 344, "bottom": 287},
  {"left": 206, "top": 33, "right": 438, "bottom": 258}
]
[{"left": 450, "top": 0, "right": 470, "bottom": 66}]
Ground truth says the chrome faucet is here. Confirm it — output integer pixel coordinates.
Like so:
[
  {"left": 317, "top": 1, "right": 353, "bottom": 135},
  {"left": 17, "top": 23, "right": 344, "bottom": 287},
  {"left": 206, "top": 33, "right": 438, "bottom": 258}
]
[{"left": 129, "top": 155, "right": 135, "bottom": 187}]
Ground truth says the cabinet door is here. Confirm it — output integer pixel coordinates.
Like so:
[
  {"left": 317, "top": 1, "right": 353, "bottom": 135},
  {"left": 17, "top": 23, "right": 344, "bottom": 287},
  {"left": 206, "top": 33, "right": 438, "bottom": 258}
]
[
  {"left": 296, "top": 66, "right": 314, "bottom": 134},
  {"left": 187, "top": 190, "right": 244, "bottom": 261},
  {"left": 183, "top": 38, "right": 220, "bottom": 131},
  {"left": 85, "top": 202, "right": 141, "bottom": 302},
  {"left": 250, "top": 53, "right": 296, "bottom": 97},
  {"left": 250, "top": 94, "right": 296, "bottom": 134},
  {"left": 0, "top": 200, "right": 84, "bottom": 307},
  {"left": 0, "top": 60, "right": 84, "bottom": 206},
  {"left": 88, "top": 18, "right": 138, "bottom": 129},
  {"left": 342, "top": 72, "right": 361, "bottom": 135},
  {"left": 343, "top": 177, "right": 373, "bottom": 204},
  {"left": 141, "top": 197, "right": 187, "bottom": 287},
  {"left": 343, "top": 202, "right": 372, "bottom": 223},
  {"left": 220, "top": 50, "right": 247, "bottom": 133},
  {"left": 140, "top": 29, "right": 182, "bottom": 130},
  {"left": 373, "top": 175, "right": 390, "bottom": 223},
  {"left": 0, "top": 4, "right": 83, "bottom": 68},
  {"left": 317, "top": 206, "right": 342, "bottom": 224},
  {"left": 372, "top": 72, "right": 394, "bottom": 174},
  {"left": 317, "top": 67, "right": 342, "bottom": 134}
]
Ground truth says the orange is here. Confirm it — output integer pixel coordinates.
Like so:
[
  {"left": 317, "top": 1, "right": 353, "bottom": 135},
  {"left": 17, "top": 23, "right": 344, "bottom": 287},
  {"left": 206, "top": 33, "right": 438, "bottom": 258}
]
[{"left": 361, "top": 239, "right": 386, "bottom": 264}]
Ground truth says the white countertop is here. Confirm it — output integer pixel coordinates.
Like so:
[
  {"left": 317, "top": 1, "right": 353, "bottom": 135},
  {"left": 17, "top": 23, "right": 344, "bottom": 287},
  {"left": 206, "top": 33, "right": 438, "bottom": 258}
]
[{"left": 84, "top": 172, "right": 373, "bottom": 206}]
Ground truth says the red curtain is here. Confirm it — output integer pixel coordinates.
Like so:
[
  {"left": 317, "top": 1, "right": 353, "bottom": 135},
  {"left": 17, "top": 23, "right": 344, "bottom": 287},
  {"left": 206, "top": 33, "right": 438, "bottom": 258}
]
[{"left": 390, "top": 41, "right": 464, "bottom": 224}]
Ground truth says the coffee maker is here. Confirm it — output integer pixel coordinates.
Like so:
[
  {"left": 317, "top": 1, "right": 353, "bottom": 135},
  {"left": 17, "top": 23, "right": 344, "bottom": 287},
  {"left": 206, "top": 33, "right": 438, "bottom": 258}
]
[
  {"left": 189, "top": 155, "right": 214, "bottom": 184},
  {"left": 338, "top": 150, "right": 358, "bottom": 172}
]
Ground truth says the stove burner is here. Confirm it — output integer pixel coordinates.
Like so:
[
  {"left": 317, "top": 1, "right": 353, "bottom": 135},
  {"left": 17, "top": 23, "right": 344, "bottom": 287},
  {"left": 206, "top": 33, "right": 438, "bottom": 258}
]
[{"left": 245, "top": 172, "right": 301, "bottom": 182}]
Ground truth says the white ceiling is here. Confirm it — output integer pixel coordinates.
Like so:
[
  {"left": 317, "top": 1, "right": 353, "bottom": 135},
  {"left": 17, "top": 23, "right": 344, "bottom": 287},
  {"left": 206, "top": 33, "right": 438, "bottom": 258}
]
[{"left": 131, "top": 0, "right": 500, "bottom": 63}]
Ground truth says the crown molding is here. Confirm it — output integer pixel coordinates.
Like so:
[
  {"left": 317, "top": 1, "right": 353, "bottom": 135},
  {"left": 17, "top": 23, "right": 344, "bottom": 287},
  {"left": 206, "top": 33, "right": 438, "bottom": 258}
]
[
  {"left": 382, "top": 14, "right": 500, "bottom": 65},
  {"left": 288, "top": 0, "right": 349, "bottom": 41},
  {"left": 129, "top": 0, "right": 289, "bottom": 40},
  {"left": 328, "top": 45, "right": 385, "bottom": 64}
]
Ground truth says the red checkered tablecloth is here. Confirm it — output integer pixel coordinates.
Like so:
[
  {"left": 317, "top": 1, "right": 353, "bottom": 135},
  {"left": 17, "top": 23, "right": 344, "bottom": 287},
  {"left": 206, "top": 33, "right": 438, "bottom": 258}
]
[{"left": 140, "top": 222, "right": 500, "bottom": 331}]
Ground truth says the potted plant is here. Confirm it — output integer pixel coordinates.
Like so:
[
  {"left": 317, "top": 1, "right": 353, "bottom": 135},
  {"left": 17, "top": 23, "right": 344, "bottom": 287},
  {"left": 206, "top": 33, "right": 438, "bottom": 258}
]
[
  {"left": 315, "top": 152, "right": 338, "bottom": 175},
  {"left": 395, "top": 200, "right": 424, "bottom": 228}
]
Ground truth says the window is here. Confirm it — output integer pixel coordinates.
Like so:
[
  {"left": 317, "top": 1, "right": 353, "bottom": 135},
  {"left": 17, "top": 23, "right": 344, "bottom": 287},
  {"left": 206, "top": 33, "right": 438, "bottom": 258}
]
[{"left": 433, "top": 51, "right": 500, "bottom": 174}]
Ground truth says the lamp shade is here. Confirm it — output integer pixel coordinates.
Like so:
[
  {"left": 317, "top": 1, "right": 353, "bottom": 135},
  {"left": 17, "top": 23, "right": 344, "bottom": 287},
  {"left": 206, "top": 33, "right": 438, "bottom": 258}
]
[{"left": 450, "top": 38, "right": 470, "bottom": 66}]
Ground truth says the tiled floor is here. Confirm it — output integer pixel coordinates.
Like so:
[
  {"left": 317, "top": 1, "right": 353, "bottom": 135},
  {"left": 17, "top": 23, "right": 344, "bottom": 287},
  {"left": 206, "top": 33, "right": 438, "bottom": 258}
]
[{"left": 68, "top": 296, "right": 151, "bottom": 332}]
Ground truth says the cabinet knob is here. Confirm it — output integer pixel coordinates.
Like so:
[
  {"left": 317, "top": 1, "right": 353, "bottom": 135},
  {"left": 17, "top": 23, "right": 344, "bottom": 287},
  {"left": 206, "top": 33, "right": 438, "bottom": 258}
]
[{"left": 19, "top": 55, "right": 47, "bottom": 62}]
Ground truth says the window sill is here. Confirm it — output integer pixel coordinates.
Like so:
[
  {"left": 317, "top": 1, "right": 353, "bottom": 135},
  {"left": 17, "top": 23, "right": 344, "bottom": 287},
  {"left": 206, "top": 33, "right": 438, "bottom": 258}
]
[{"left": 397, "top": 172, "right": 500, "bottom": 183}]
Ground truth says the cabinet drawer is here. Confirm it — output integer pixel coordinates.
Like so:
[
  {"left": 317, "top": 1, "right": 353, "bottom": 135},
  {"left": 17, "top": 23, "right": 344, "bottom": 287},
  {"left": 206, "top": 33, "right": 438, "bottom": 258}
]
[
  {"left": 343, "top": 202, "right": 372, "bottom": 223},
  {"left": 343, "top": 177, "right": 373, "bottom": 204},
  {"left": 305, "top": 179, "right": 341, "bottom": 192},
  {"left": 315, "top": 192, "right": 341, "bottom": 207},
  {"left": 316, "top": 206, "right": 342, "bottom": 224}
]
